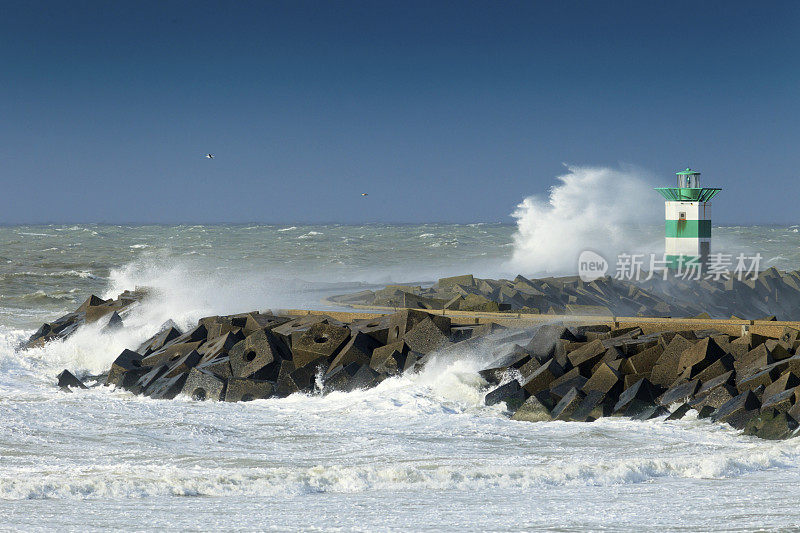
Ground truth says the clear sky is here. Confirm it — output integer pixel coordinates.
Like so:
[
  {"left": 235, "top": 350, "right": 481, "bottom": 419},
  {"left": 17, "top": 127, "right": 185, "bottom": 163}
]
[{"left": 1, "top": 0, "right": 797, "bottom": 224}]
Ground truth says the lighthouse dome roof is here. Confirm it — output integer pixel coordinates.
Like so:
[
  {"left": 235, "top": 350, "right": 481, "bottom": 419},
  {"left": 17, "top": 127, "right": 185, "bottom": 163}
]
[{"left": 676, "top": 167, "right": 701, "bottom": 176}]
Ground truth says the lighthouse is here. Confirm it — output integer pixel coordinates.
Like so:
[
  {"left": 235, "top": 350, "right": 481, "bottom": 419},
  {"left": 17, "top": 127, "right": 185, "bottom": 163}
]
[{"left": 655, "top": 168, "right": 721, "bottom": 269}]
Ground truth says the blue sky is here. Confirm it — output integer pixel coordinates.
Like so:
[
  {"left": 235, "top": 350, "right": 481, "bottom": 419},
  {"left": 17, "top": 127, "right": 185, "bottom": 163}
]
[{"left": 0, "top": 0, "right": 797, "bottom": 224}]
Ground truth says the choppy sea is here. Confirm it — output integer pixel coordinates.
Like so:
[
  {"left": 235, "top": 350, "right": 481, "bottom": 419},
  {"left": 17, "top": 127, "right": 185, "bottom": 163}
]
[{"left": 2, "top": 223, "right": 800, "bottom": 531}]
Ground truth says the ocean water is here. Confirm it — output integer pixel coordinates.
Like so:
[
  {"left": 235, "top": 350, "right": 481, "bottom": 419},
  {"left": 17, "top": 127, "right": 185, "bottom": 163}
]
[{"left": 2, "top": 223, "right": 800, "bottom": 532}]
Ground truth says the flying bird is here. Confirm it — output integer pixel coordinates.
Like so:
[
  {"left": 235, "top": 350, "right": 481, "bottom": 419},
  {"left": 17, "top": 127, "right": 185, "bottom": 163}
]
[
  {"left": 205, "top": 154, "right": 215, "bottom": 159},
  {"left": 361, "top": 193, "right": 368, "bottom": 197}
]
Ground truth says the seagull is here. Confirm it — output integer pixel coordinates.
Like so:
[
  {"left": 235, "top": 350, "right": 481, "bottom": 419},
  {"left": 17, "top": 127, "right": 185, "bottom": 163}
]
[
  {"left": 361, "top": 193, "right": 368, "bottom": 196},
  {"left": 205, "top": 153, "right": 215, "bottom": 159}
]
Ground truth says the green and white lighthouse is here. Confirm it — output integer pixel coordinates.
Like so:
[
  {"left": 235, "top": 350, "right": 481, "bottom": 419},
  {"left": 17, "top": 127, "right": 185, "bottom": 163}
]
[{"left": 655, "top": 168, "right": 722, "bottom": 268}]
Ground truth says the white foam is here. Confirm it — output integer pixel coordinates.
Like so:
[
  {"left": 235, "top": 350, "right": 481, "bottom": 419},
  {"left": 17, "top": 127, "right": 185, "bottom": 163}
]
[{"left": 508, "top": 165, "right": 661, "bottom": 275}]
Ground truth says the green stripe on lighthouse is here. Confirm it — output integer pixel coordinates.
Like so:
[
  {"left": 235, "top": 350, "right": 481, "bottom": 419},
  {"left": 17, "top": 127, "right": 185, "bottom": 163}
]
[{"left": 665, "top": 220, "right": 711, "bottom": 238}]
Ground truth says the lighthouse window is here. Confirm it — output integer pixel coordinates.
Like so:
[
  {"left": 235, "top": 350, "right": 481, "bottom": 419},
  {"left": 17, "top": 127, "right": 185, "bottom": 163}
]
[{"left": 679, "top": 212, "right": 686, "bottom": 220}]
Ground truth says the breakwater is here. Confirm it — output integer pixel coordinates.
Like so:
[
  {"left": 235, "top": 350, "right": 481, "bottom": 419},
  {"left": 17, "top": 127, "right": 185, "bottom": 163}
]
[
  {"left": 329, "top": 270, "right": 800, "bottom": 320},
  {"left": 29, "top": 287, "right": 800, "bottom": 440}
]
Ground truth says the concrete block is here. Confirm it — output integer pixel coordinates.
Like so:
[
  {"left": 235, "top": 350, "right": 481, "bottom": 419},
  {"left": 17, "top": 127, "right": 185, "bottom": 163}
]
[
  {"left": 147, "top": 373, "right": 189, "bottom": 400},
  {"left": 272, "top": 315, "right": 336, "bottom": 344},
  {"left": 164, "top": 349, "right": 202, "bottom": 378},
  {"left": 521, "top": 359, "right": 565, "bottom": 395},
  {"left": 666, "top": 403, "right": 692, "bottom": 420},
  {"left": 290, "top": 357, "right": 327, "bottom": 391},
  {"left": 170, "top": 324, "right": 209, "bottom": 345},
  {"left": 624, "top": 372, "right": 650, "bottom": 390},
  {"left": 479, "top": 366, "right": 513, "bottom": 386},
  {"left": 102, "top": 311, "right": 124, "bottom": 332},
  {"left": 549, "top": 367, "right": 586, "bottom": 390},
  {"left": 711, "top": 390, "right": 761, "bottom": 429},
  {"left": 737, "top": 363, "right": 785, "bottom": 393},
  {"left": 549, "top": 376, "right": 589, "bottom": 403},
  {"left": 570, "top": 390, "right": 612, "bottom": 422},
  {"left": 181, "top": 368, "right": 226, "bottom": 401},
  {"left": 743, "top": 408, "right": 799, "bottom": 440},
  {"left": 622, "top": 344, "right": 665, "bottom": 375},
  {"left": 349, "top": 365, "right": 380, "bottom": 390},
  {"left": 649, "top": 335, "right": 697, "bottom": 387},
  {"left": 513, "top": 357, "right": 542, "bottom": 382},
  {"left": 510, "top": 395, "right": 552, "bottom": 422},
  {"left": 197, "top": 331, "right": 245, "bottom": 361},
  {"left": 274, "top": 360, "right": 299, "bottom": 397},
  {"left": 692, "top": 384, "right": 738, "bottom": 411},
  {"left": 677, "top": 338, "right": 726, "bottom": 376},
  {"left": 488, "top": 343, "right": 532, "bottom": 370},
  {"left": 582, "top": 363, "right": 622, "bottom": 396},
  {"left": 229, "top": 329, "right": 288, "bottom": 379},
  {"left": 83, "top": 300, "right": 120, "bottom": 324},
  {"left": 225, "top": 378, "right": 274, "bottom": 402},
  {"left": 595, "top": 347, "right": 624, "bottom": 371},
  {"left": 695, "top": 371, "right": 735, "bottom": 397},
  {"left": 610, "top": 326, "right": 643, "bottom": 339},
  {"left": 199, "top": 315, "right": 242, "bottom": 339},
  {"left": 784, "top": 356, "right": 800, "bottom": 375},
  {"left": 765, "top": 340, "right": 793, "bottom": 361},
  {"left": 438, "top": 274, "right": 475, "bottom": 291},
  {"left": 696, "top": 405, "right": 716, "bottom": 418},
  {"left": 632, "top": 405, "right": 670, "bottom": 420},
  {"left": 398, "top": 291, "right": 450, "bottom": 310},
  {"left": 525, "top": 325, "right": 578, "bottom": 362},
  {"left": 566, "top": 339, "right": 606, "bottom": 369},
  {"left": 135, "top": 364, "right": 169, "bottom": 395},
  {"left": 613, "top": 379, "right": 663, "bottom": 417},
  {"left": 658, "top": 330, "right": 695, "bottom": 348},
  {"left": 450, "top": 323, "right": 506, "bottom": 343},
  {"left": 691, "top": 354, "right": 735, "bottom": 382},
  {"left": 76, "top": 294, "right": 106, "bottom": 312},
  {"left": 106, "top": 349, "right": 146, "bottom": 388},
  {"left": 551, "top": 387, "right": 585, "bottom": 420},
  {"left": 291, "top": 323, "right": 351, "bottom": 368},
  {"left": 386, "top": 310, "right": 450, "bottom": 344},
  {"left": 733, "top": 344, "right": 772, "bottom": 375},
  {"left": 485, "top": 379, "right": 525, "bottom": 408},
  {"left": 327, "top": 331, "right": 381, "bottom": 373},
  {"left": 621, "top": 338, "right": 658, "bottom": 357},
  {"left": 323, "top": 362, "right": 361, "bottom": 393},
  {"left": 351, "top": 316, "right": 393, "bottom": 345},
  {"left": 760, "top": 388, "right": 796, "bottom": 414},
  {"left": 402, "top": 317, "right": 452, "bottom": 355},
  {"left": 763, "top": 372, "right": 800, "bottom": 404},
  {"left": 196, "top": 356, "right": 233, "bottom": 379},
  {"left": 242, "top": 313, "right": 293, "bottom": 336},
  {"left": 370, "top": 341, "right": 411, "bottom": 374},
  {"left": 57, "top": 369, "right": 87, "bottom": 391},
  {"left": 780, "top": 326, "right": 800, "bottom": 345},
  {"left": 141, "top": 341, "right": 202, "bottom": 367},
  {"left": 136, "top": 325, "right": 182, "bottom": 356},
  {"left": 732, "top": 332, "right": 770, "bottom": 350}
]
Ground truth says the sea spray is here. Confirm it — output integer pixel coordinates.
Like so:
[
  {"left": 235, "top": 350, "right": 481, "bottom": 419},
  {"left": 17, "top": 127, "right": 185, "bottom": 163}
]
[
  {"left": 102, "top": 251, "right": 307, "bottom": 329},
  {"left": 508, "top": 165, "right": 662, "bottom": 275}
]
